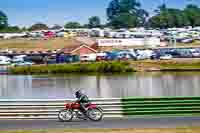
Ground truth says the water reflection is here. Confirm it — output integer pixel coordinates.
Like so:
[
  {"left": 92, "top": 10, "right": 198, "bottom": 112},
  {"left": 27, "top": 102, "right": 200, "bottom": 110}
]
[{"left": 0, "top": 72, "right": 200, "bottom": 99}]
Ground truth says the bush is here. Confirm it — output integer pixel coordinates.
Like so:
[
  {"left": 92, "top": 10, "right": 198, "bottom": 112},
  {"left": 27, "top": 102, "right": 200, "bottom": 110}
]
[{"left": 9, "top": 61, "right": 135, "bottom": 75}]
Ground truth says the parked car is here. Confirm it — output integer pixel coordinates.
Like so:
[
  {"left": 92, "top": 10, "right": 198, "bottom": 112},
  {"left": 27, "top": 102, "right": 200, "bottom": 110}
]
[
  {"left": 0, "top": 56, "right": 11, "bottom": 65},
  {"left": 104, "top": 51, "right": 135, "bottom": 61},
  {"left": 116, "top": 51, "right": 137, "bottom": 60},
  {"left": 181, "top": 38, "right": 194, "bottom": 43},
  {"left": 150, "top": 52, "right": 161, "bottom": 60},
  {"left": 11, "top": 61, "right": 35, "bottom": 67},
  {"left": 192, "top": 51, "right": 200, "bottom": 57},
  {"left": 12, "top": 55, "right": 27, "bottom": 62},
  {"left": 56, "top": 55, "right": 79, "bottom": 63},
  {"left": 80, "top": 54, "right": 96, "bottom": 62},
  {"left": 135, "top": 50, "right": 154, "bottom": 60},
  {"left": 190, "top": 49, "right": 200, "bottom": 57},
  {"left": 96, "top": 52, "right": 107, "bottom": 61},
  {"left": 117, "top": 53, "right": 131, "bottom": 60},
  {"left": 159, "top": 54, "right": 173, "bottom": 60}
]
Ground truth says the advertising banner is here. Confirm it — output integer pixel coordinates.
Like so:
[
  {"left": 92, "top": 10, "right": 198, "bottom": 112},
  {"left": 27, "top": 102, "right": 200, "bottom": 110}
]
[{"left": 98, "top": 38, "right": 160, "bottom": 47}]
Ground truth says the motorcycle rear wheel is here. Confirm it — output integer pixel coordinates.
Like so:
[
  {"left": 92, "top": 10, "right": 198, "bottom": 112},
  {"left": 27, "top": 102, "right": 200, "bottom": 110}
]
[{"left": 58, "top": 109, "right": 73, "bottom": 122}]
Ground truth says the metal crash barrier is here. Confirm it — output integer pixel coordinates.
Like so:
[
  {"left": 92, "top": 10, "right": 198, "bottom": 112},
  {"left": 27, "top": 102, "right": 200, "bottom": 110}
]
[{"left": 0, "top": 97, "right": 200, "bottom": 119}]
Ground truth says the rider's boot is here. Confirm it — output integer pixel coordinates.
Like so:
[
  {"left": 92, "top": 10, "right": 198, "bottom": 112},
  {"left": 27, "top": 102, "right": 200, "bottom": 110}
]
[{"left": 77, "top": 111, "right": 87, "bottom": 120}]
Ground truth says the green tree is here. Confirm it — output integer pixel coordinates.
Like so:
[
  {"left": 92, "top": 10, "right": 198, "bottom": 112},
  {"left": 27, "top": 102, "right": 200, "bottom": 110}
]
[
  {"left": 29, "top": 23, "right": 49, "bottom": 31},
  {"left": 0, "top": 26, "right": 22, "bottom": 33},
  {"left": 0, "top": 11, "right": 8, "bottom": 29},
  {"left": 21, "top": 27, "right": 28, "bottom": 32},
  {"left": 148, "top": 4, "right": 200, "bottom": 28},
  {"left": 106, "top": 0, "right": 148, "bottom": 28},
  {"left": 184, "top": 4, "right": 200, "bottom": 26},
  {"left": 64, "top": 22, "right": 82, "bottom": 29},
  {"left": 8, "top": 26, "right": 21, "bottom": 33},
  {"left": 108, "top": 13, "right": 138, "bottom": 29},
  {"left": 82, "top": 24, "right": 89, "bottom": 28},
  {"left": 51, "top": 24, "right": 62, "bottom": 30},
  {"left": 149, "top": 4, "right": 170, "bottom": 28},
  {"left": 148, "top": 4, "right": 191, "bottom": 28},
  {"left": 88, "top": 16, "right": 101, "bottom": 28}
]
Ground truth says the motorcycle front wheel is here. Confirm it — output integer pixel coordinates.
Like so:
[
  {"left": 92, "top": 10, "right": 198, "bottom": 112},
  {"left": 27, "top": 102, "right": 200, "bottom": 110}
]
[
  {"left": 58, "top": 109, "right": 73, "bottom": 122},
  {"left": 87, "top": 108, "right": 103, "bottom": 121}
]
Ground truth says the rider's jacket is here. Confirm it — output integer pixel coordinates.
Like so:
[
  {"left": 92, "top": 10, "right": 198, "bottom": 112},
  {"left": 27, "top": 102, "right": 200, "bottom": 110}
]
[{"left": 76, "top": 94, "right": 90, "bottom": 104}]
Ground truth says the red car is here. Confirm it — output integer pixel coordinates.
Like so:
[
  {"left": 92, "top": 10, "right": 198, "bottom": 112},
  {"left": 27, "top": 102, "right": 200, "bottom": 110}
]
[{"left": 43, "top": 31, "right": 55, "bottom": 38}]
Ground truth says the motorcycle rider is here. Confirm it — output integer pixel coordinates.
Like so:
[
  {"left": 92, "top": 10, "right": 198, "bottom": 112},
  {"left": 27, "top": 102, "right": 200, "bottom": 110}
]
[{"left": 75, "top": 90, "right": 90, "bottom": 114}]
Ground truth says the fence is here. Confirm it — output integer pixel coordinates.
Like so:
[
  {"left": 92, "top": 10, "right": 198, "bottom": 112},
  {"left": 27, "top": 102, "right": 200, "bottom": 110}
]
[{"left": 0, "top": 96, "right": 200, "bottom": 119}]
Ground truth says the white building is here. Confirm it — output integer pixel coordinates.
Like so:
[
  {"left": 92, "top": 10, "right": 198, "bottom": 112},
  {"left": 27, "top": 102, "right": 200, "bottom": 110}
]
[{"left": 97, "top": 37, "right": 161, "bottom": 47}]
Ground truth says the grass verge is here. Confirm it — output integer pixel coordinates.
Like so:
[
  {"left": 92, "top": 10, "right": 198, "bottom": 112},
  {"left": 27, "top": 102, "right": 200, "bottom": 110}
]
[{"left": 130, "top": 59, "right": 200, "bottom": 71}]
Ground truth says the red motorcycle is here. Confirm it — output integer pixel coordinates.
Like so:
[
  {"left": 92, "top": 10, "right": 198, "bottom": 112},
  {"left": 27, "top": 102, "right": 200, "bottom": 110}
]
[{"left": 58, "top": 102, "right": 103, "bottom": 122}]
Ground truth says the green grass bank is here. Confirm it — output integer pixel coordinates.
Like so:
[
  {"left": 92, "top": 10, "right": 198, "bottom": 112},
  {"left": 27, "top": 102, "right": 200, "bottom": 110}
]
[{"left": 9, "top": 61, "right": 135, "bottom": 75}]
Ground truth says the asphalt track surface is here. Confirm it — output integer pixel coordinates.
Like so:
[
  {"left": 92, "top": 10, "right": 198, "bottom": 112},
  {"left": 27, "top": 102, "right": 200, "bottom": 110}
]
[{"left": 1, "top": 117, "right": 200, "bottom": 130}]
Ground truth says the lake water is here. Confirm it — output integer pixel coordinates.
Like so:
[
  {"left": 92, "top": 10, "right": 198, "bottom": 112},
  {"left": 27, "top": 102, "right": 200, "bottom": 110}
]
[{"left": 0, "top": 72, "right": 200, "bottom": 99}]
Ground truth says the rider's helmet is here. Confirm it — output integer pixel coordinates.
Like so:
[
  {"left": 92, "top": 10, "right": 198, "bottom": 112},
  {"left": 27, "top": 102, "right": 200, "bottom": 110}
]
[{"left": 75, "top": 90, "right": 82, "bottom": 98}]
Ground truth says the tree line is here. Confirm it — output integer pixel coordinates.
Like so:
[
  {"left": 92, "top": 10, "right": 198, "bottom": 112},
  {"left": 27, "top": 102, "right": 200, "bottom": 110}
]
[
  {"left": 107, "top": 0, "right": 200, "bottom": 29},
  {"left": 149, "top": 4, "right": 200, "bottom": 28},
  {"left": 1, "top": 0, "right": 200, "bottom": 32},
  {"left": 0, "top": 15, "right": 102, "bottom": 32}
]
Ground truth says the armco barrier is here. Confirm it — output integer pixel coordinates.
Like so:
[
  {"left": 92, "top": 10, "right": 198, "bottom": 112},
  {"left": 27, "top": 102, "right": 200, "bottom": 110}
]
[
  {"left": 0, "top": 97, "right": 200, "bottom": 119},
  {"left": 121, "top": 97, "right": 200, "bottom": 116}
]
